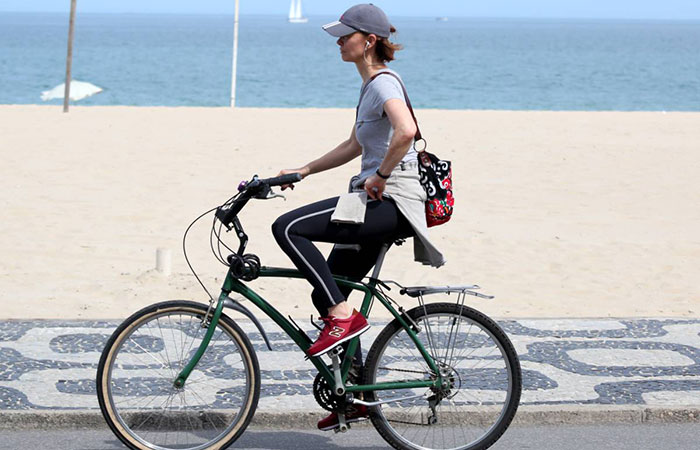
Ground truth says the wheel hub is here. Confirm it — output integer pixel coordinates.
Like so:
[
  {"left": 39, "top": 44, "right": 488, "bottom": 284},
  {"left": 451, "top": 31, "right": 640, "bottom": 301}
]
[{"left": 435, "top": 362, "right": 461, "bottom": 399}]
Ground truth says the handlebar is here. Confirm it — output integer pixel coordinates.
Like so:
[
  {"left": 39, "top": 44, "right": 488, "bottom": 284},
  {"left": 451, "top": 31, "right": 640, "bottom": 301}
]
[
  {"left": 256, "top": 172, "right": 302, "bottom": 188},
  {"left": 215, "top": 173, "right": 303, "bottom": 232}
]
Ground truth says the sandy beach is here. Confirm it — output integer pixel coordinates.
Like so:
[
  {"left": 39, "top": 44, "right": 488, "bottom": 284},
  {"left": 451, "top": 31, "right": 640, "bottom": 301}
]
[{"left": 0, "top": 105, "right": 698, "bottom": 320}]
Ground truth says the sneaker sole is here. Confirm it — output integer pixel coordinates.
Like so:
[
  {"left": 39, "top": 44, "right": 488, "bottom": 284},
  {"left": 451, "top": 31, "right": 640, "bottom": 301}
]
[{"left": 309, "top": 323, "right": 371, "bottom": 358}]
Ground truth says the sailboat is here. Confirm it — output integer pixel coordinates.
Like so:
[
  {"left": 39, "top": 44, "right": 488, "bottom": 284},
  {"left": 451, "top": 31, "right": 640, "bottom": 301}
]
[{"left": 288, "top": 0, "right": 308, "bottom": 23}]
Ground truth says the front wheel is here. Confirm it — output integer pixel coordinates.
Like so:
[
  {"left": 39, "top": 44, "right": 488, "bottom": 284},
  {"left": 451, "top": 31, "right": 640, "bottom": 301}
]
[
  {"left": 96, "top": 300, "right": 260, "bottom": 450},
  {"left": 364, "top": 302, "right": 521, "bottom": 450}
]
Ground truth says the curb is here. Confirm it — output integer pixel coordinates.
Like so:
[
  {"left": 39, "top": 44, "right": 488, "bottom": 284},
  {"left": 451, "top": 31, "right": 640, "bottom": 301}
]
[
  {"left": 512, "top": 405, "right": 699, "bottom": 425},
  {"left": 0, "top": 406, "right": 698, "bottom": 431}
]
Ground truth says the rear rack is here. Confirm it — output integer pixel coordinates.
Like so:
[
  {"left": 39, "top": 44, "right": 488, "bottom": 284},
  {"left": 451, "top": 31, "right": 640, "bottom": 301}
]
[{"left": 399, "top": 285, "right": 494, "bottom": 299}]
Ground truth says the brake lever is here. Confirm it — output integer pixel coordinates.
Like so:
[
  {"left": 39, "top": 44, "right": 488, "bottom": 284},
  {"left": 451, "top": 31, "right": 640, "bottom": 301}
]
[
  {"left": 265, "top": 190, "right": 286, "bottom": 200},
  {"left": 253, "top": 185, "right": 286, "bottom": 201}
]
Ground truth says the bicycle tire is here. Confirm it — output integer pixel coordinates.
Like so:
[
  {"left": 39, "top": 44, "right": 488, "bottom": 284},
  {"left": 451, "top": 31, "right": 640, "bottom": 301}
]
[
  {"left": 364, "top": 302, "right": 521, "bottom": 450},
  {"left": 96, "top": 300, "right": 260, "bottom": 450}
]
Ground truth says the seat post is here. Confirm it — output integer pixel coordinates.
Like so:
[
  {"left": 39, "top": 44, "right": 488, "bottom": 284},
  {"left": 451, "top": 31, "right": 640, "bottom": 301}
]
[{"left": 370, "top": 243, "right": 391, "bottom": 280}]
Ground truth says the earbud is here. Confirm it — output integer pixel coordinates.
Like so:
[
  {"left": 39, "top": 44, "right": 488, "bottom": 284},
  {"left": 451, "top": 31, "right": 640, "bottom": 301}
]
[{"left": 365, "top": 41, "right": 371, "bottom": 49}]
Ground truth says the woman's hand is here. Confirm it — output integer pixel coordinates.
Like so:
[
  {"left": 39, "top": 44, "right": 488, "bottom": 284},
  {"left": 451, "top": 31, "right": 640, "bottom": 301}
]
[
  {"left": 276, "top": 167, "right": 309, "bottom": 190},
  {"left": 364, "top": 174, "right": 387, "bottom": 201}
]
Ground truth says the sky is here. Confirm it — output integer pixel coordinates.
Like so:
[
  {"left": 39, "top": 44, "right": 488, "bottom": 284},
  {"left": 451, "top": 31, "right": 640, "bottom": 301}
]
[{"left": 2, "top": 0, "right": 699, "bottom": 20}]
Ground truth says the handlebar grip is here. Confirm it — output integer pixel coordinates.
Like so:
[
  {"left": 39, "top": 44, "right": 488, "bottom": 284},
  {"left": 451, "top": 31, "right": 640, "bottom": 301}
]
[{"left": 262, "top": 172, "right": 302, "bottom": 187}]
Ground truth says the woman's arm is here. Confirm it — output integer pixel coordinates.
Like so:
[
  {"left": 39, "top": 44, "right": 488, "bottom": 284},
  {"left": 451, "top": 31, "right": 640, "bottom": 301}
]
[
  {"left": 277, "top": 126, "right": 362, "bottom": 189},
  {"left": 364, "top": 98, "right": 417, "bottom": 200},
  {"left": 304, "top": 126, "right": 362, "bottom": 176}
]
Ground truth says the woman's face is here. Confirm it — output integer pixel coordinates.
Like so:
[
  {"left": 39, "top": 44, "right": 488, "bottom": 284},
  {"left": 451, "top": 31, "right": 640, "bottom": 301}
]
[{"left": 337, "top": 31, "right": 368, "bottom": 62}]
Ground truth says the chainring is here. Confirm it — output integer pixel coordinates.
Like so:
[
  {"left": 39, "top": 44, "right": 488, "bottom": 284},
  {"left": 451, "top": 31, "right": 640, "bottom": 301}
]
[{"left": 312, "top": 373, "right": 344, "bottom": 412}]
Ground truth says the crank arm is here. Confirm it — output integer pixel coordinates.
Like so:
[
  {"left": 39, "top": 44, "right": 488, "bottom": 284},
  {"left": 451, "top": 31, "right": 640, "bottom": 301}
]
[{"left": 330, "top": 347, "right": 345, "bottom": 396}]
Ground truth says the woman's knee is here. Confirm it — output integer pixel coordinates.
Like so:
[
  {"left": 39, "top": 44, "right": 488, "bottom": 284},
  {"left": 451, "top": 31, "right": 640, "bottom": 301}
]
[
  {"left": 272, "top": 197, "right": 337, "bottom": 244},
  {"left": 271, "top": 208, "right": 307, "bottom": 244},
  {"left": 271, "top": 214, "right": 291, "bottom": 244}
]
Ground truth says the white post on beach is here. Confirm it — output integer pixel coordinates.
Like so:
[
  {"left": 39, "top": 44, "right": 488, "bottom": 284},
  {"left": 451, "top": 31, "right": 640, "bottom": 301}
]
[
  {"left": 63, "top": 0, "right": 77, "bottom": 113},
  {"left": 156, "top": 248, "right": 172, "bottom": 276},
  {"left": 230, "top": 0, "right": 240, "bottom": 107}
]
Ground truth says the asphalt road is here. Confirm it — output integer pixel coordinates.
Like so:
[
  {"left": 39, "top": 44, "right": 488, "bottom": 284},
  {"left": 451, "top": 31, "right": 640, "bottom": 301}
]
[{"left": 0, "top": 424, "right": 698, "bottom": 450}]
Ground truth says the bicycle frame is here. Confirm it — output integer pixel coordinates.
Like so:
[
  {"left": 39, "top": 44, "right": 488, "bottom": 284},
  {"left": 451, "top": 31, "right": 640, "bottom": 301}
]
[
  {"left": 174, "top": 265, "right": 442, "bottom": 394},
  {"left": 173, "top": 177, "right": 443, "bottom": 395}
]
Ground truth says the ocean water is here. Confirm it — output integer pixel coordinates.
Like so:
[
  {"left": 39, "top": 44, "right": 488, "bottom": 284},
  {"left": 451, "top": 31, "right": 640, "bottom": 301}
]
[{"left": 1, "top": 12, "right": 699, "bottom": 110}]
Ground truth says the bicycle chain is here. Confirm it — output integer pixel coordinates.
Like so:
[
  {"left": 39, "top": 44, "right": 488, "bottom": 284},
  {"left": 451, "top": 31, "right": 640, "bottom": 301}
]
[
  {"left": 377, "top": 366, "right": 432, "bottom": 376},
  {"left": 388, "top": 419, "right": 432, "bottom": 427}
]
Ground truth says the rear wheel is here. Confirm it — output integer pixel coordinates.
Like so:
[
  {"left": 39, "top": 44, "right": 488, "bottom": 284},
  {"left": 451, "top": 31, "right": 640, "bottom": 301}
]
[
  {"left": 96, "top": 300, "right": 260, "bottom": 450},
  {"left": 364, "top": 302, "right": 521, "bottom": 450}
]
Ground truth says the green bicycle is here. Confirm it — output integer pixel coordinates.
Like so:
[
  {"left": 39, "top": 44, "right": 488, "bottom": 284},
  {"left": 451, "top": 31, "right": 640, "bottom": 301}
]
[{"left": 96, "top": 173, "right": 522, "bottom": 450}]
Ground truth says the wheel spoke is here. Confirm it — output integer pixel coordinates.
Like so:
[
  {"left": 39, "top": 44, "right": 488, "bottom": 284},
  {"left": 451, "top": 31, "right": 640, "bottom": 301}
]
[{"left": 153, "top": 317, "right": 177, "bottom": 379}]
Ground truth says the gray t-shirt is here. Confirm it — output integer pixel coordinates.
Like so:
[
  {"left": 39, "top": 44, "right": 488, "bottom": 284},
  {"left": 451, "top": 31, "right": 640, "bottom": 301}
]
[{"left": 352, "top": 69, "right": 417, "bottom": 188}]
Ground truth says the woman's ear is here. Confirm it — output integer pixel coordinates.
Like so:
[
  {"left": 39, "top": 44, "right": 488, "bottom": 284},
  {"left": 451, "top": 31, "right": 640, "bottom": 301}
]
[{"left": 366, "top": 34, "right": 378, "bottom": 48}]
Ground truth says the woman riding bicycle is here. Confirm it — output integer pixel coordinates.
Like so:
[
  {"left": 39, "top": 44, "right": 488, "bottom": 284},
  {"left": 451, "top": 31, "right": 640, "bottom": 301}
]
[{"left": 272, "top": 3, "right": 445, "bottom": 428}]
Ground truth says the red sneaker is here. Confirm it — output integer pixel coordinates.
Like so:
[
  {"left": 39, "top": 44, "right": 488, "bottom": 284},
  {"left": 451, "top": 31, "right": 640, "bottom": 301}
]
[
  {"left": 307, "top": 310, "right": 370, "bottom": 357},
  {"left": 318, "top": 404, "right": 369, "bottom": 431}
]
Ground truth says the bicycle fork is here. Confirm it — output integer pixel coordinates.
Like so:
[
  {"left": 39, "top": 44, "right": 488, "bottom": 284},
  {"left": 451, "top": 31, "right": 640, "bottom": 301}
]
[
  {"left": 173, "top": 294, "right": 227, "bottom": 388},
  {"left": 173, "top": 290, "right": 273, "bottom": 388}
]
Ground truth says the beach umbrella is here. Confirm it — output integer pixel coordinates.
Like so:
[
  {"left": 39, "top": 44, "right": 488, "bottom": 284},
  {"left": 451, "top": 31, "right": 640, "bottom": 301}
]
[{"left": 41, "top": 81, "right": 103, "bottom": 102}]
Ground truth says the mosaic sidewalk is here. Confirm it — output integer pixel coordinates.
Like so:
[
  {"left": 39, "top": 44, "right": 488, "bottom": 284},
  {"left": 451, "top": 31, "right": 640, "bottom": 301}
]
[{"left": 1, "top": 318, "right": 699, "bottom": 412}]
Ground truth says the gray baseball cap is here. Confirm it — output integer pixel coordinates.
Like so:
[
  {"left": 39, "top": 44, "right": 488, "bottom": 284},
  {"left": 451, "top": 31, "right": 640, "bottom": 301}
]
[{"left": 322, "top": 3, "right": 391, "bottom": 38}]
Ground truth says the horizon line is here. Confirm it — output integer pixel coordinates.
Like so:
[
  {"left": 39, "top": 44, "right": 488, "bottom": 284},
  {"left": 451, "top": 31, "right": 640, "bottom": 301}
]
[{"left": 2, "top": 11, "right": 700, "bottom": 22}]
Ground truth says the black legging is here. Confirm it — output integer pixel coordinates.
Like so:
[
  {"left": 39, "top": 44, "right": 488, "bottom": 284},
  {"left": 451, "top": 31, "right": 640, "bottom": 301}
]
[{"left": 271, "top": 196, "right": 414, "bottom": 317}]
